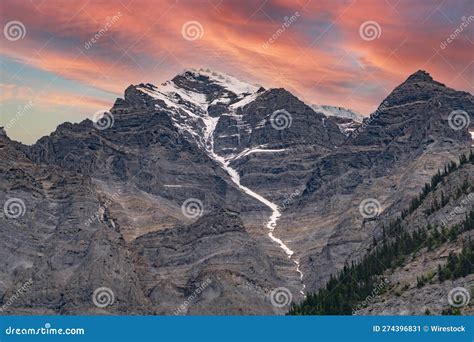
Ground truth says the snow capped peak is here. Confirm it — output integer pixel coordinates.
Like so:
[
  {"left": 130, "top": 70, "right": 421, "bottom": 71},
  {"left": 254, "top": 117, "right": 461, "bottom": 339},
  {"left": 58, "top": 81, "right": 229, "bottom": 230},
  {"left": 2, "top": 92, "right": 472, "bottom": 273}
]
[
  {"left": 310, "top": 104, "right": 364, "bottom": 123},
  {"left": 178, "top": 68, "right": 260, "bottom": 95},
  {"left": 133, "top": 68, "right": 264, "bottom": 156}
]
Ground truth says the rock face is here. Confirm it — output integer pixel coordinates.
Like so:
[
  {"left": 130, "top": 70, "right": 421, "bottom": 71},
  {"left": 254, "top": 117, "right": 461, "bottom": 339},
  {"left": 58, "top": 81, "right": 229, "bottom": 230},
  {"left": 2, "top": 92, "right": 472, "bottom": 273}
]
[
  {"left": 133, "top": 208, "right": 291, "bottom": 315},
  {"left": 356, "top": 162, "right": 474, "bottom": 315},
  {"left": 0, "top": 69, "right": 473, "bottom": 315},
  {"left": 276, "top": 70, "right": 473, "bottom": 292}
]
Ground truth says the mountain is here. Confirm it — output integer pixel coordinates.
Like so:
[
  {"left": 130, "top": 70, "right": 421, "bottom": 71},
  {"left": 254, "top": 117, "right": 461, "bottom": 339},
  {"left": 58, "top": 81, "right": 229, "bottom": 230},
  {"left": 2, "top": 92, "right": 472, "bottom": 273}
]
[
  {"left": 356, "top": 155, "right": 474, "bottom": 316},
  {"left": 290, "top": 152, "right": 474, "bottom": 315},
  {"left": 310, "top": 104, "right": 363, "bottom": 123},
  {"left": 0, "top": 69, "right": 473, "bottom": 315},
  {"left": 309, "top": 104, "right": 363, "bottom": 136},
  {"left": 275, "top": 70, "right": 472, "bottom": 294}
]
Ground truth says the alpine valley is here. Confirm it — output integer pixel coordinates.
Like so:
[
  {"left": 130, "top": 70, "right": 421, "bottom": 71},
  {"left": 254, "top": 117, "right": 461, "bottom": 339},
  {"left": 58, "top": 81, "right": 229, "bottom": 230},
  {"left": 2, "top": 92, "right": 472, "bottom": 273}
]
[{"left": 1, "top": 69, "right": 473, "bottom": 315}]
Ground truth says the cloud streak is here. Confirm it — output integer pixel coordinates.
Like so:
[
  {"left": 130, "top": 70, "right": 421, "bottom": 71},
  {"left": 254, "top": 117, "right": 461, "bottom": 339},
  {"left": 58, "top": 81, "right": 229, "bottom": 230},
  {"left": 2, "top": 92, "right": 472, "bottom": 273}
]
[{"left": 1, "top": 0, "right": 472, "bottom": 143}]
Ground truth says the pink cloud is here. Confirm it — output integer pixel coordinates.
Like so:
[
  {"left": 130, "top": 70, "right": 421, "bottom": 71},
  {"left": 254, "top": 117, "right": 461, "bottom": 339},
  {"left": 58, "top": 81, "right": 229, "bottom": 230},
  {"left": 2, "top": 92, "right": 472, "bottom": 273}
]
[{"left": 1, "top": 0, "right": 472, "bottom": 117}]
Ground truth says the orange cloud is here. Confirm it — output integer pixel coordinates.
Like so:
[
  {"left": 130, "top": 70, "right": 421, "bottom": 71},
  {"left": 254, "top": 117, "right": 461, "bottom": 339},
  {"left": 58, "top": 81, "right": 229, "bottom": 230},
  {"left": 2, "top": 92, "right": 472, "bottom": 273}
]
[{"left": 1, "top": 0, "right": 472, "bottom": 119}]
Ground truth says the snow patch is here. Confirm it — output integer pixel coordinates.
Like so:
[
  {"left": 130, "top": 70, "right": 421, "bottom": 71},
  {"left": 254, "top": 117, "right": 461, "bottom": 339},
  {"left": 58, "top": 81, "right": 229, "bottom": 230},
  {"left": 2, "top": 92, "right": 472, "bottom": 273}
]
[
  {"left": 137, "top": 69, "right": 306, "bottom": 295},
  {"left": 229, "top": 92, "right": 260, "bottom": 109},
  {"left": 311, "top": 104, "right": 363, "bottom": 123},
  {"left": 231, "top": 147, "right": 286, "bottom": 160},
  {"left": 188, "top": 68, "right": 259, "bottom": 95}
]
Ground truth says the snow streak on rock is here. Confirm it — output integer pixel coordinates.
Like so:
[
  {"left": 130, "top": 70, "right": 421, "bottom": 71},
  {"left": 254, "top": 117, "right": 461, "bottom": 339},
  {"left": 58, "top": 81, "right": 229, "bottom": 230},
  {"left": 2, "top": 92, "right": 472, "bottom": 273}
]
[{"left": 138, "top": 69, "right": 306, "bottom": 295}]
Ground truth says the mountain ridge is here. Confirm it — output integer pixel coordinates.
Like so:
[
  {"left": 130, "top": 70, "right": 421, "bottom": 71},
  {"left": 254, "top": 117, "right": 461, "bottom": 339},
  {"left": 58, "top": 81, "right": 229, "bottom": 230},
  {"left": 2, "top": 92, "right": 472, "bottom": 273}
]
[{"left": 1, "top": 69, "right": 473, "bottom": 315}]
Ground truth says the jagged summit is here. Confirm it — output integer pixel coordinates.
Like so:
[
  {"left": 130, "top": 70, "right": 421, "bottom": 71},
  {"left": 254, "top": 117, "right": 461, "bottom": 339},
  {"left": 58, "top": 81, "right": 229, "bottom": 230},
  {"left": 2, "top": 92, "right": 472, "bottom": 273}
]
[
  {"left": 405, "top": 70, "right": 434, "bottom": 83},
  {"left": 2, "top": 67, "right": 473, "bottom": 316},
  {"left": 172, "top": 68, "right": 261, "bottom": 95},
  {"left": 402, "top": 70, "right": 446, "bottom": 88}
]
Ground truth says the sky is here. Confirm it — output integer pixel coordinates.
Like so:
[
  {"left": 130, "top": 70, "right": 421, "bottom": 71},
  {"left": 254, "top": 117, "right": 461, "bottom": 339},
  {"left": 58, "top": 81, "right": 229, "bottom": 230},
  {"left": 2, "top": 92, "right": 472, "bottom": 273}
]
[{"left": 0, "top": 0, "right": 473, "bottom": 144}]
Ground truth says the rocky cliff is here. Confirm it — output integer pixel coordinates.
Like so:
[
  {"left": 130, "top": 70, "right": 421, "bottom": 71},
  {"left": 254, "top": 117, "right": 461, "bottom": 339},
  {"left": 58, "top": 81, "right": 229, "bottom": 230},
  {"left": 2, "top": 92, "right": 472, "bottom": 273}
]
[{"left": 1, "top": 69, "right": 472, "bottom": 315}]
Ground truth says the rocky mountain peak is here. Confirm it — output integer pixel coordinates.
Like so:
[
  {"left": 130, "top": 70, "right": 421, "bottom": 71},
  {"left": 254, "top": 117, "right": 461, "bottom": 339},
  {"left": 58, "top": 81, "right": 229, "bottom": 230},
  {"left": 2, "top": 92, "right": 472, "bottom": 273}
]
[
  {"left": 405, "top": 70, "right": 434, "bottom": 83},
  {"left": 171, "top": 68, "right": 260, "bottom": 97},
  {"left": 351, "top": 69, "right": 473, "bottom": 148},
  {"left": 1, "top": 67, "right": 473, "bottom": 316}
]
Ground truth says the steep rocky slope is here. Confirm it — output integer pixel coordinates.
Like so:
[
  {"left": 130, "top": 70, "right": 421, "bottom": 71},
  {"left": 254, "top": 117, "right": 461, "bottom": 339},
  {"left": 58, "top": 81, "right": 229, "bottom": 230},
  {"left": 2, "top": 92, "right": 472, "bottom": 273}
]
[
  {"left": 358, "top": 159, "right": 474, "bottom": 315},
  {"left": 0, "top": 69, "right": 472, "bottom": 315},
  {"left": 277, "top": 71, "right": 473, "bottom": 293},
  {"left": 290, "top": 154, "right": 473, "bottom": 315}
]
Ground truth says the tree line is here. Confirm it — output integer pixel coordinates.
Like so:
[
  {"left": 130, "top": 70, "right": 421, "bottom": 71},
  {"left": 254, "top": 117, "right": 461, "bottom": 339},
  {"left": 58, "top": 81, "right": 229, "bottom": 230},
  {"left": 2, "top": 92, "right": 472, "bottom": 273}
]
[{"left": 289, "top": 151, "right": 473, "bottom": 315}]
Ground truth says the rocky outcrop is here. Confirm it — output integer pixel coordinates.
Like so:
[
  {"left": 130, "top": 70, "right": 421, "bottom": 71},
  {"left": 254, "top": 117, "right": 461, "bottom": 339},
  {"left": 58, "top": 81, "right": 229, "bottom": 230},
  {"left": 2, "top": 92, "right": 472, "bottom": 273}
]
[
  {"left": 356, "top": 162, "right": 474, "bottom": 315},
  {"left": 277, "top": 70, "right": 473, "bottom": 292},
  {"left": 0, "top": 69, "right": 472, "bottom": 315}
]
